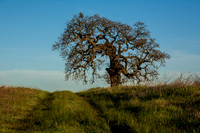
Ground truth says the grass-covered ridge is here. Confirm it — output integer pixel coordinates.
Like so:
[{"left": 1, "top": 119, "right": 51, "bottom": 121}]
[
  {"left": 0, "top": 86, "right": 109, "bottom": 132},
  {"left": 0, "top": 83, "right": 200, "bottom": 132},
  {"left": 78, "top": 85, "right": 200, "bottom": 132},
  {"left": 0, "top": 86, "right": 47, "bottom": 132}
]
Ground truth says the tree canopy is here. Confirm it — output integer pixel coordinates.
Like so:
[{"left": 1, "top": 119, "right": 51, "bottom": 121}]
[{"left": 53, "top": 13, "right": 170, "bottom": 87}]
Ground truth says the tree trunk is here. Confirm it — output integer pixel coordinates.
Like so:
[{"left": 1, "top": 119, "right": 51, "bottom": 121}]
[
  {"left": 106, "top": 68, "right": 121, "bottom": 87},
  {"left": 110, "top": 72, "right": 121, "bottom": 87}
]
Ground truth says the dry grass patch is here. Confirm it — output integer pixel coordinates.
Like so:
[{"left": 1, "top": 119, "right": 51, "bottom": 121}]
[{"left": 0, "top": 86, "right": 47, "bottom": 132}]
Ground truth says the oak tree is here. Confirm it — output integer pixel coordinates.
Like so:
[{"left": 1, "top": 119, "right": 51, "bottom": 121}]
[{"left": 53, "top": 13, "right": 170, "bottom": 87}]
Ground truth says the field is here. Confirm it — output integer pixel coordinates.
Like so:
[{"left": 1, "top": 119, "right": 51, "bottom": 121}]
[{"left": 0, "top": 82, "right": 200, "bottom": 132}]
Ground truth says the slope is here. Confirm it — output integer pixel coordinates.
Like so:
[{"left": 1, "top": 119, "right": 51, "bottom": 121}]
[
  {"left": 1, "top": 84, "right": 200, "bottom": 132},
  {"left": 0, "top": 86, "right": 110, "bottom": 132}
]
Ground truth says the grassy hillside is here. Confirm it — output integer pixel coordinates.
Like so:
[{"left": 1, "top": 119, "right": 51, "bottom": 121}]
[
  {"left": 0, "top": 84, "right": 200, "bottom": 132},
  {"left": 78, "top": 85, "right": 200, "bottom": 132},
  {"left": 0, "top": 86, "right": 109, "bottom": 132},
  {"left": 0, "top": 86, "right": 48, "bottom": 132}
]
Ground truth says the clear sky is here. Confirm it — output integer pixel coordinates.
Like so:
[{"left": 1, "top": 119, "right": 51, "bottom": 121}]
[{"left": 0, "top": 0, "right": 200, "bottom": 92}]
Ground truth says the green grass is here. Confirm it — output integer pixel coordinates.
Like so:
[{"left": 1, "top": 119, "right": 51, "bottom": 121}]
[
  {"left": 78, "top": 85, "right": 200, "bottom": 133},
  {"left": 0, "top": 84, "right": 200, "bottom": 132},
  {"left": 0, "top": 86, "right": 48, "bottom": 132},
  {"left": 0, "top": 86, "right": 109, "bottom": 132}
]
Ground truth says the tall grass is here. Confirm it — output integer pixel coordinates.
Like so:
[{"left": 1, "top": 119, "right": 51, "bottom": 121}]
[
  {"left": 78, "top": 75, "right": 200, "bottom": 133},
  {"left": 1, "top": 74, "right": 199, "bottom": 132},
  {"left": 16, "top": 91, "right": 110, "bottom": 132},
  {"left": 0, "top": 86, "right": 47, "bottom": 132}
]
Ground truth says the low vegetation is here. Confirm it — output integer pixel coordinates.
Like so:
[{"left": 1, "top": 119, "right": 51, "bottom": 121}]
[
  {"left": 78, "top": 84, "right": 200, "bottom": 132},
  {"left": 0, "top": 77, "right": 200, "bottom": 132},
  {"left": 0, "top": 86, "right": 47, "bottom": 132},
  {"left": 0, "top": 86, "right": 109, "bottom": 132}
]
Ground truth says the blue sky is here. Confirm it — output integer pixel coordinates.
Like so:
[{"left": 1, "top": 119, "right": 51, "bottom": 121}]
[{"left": 0, "top": 0, "right": 200, "bottom": 92}]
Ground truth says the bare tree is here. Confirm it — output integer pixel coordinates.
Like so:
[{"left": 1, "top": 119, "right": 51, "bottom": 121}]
[{"left": 53, "top": 13, "right": 170, "bottom": 87}]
